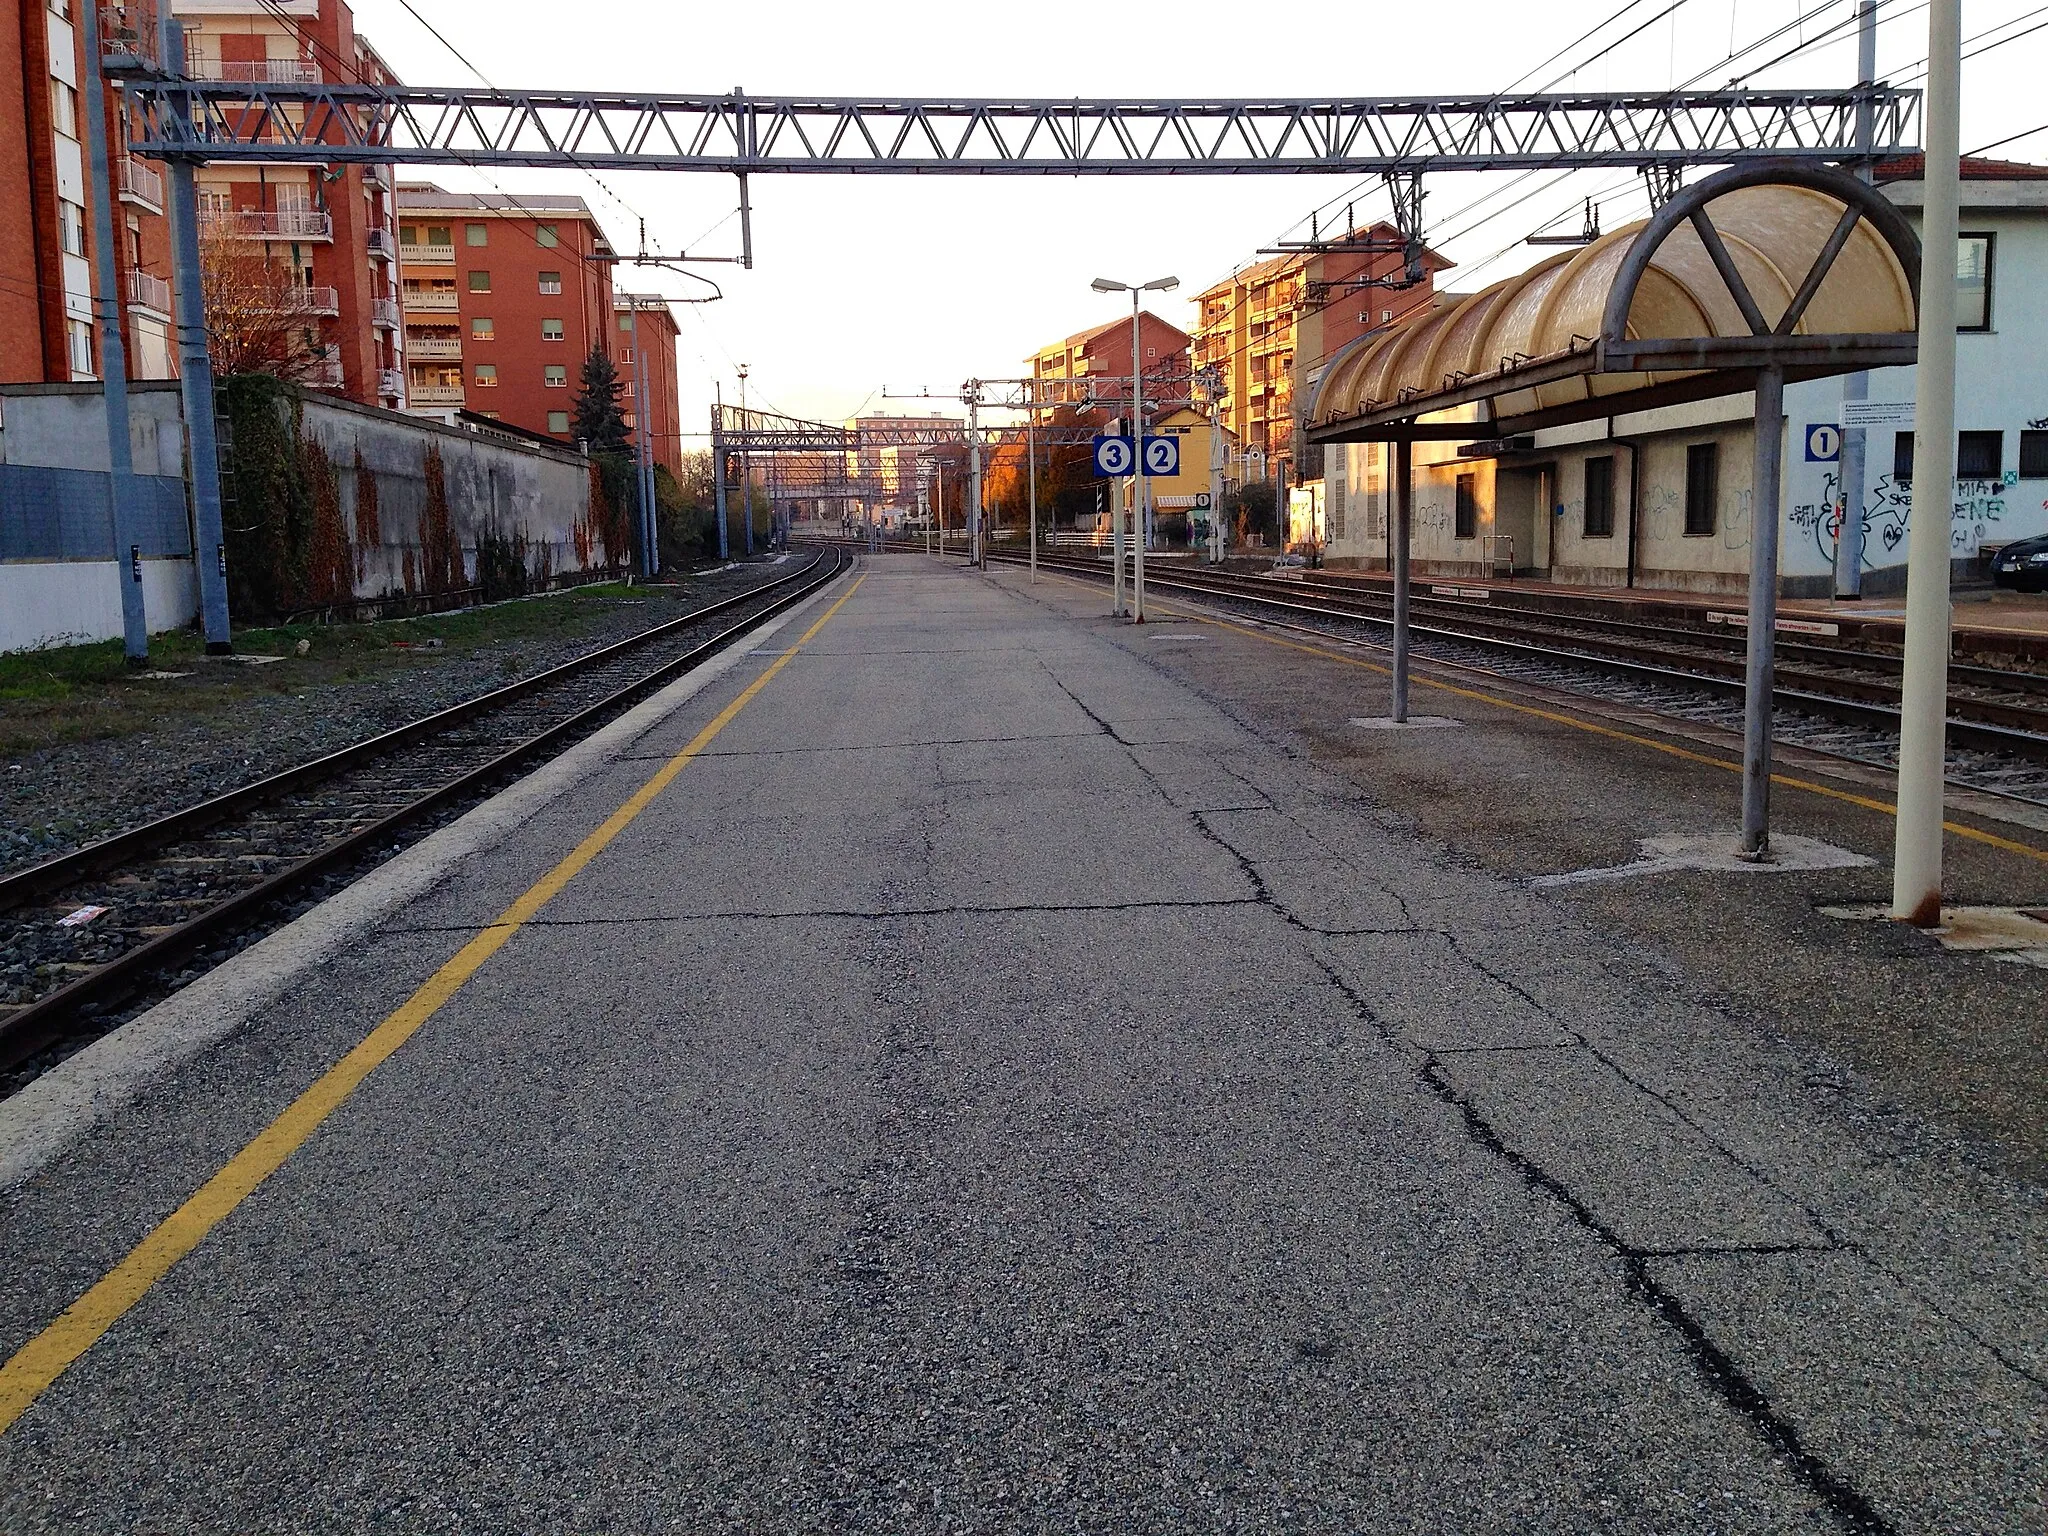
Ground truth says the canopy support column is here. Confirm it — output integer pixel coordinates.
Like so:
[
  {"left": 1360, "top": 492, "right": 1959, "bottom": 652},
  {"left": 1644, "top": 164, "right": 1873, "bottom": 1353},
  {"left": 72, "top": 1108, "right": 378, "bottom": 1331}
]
[
  {"left": 1392, "top": 437, "right": 1413, "bottom": 724},
  {"left": 1742, "top": 365, "right": 1786, "bottom": 856}
]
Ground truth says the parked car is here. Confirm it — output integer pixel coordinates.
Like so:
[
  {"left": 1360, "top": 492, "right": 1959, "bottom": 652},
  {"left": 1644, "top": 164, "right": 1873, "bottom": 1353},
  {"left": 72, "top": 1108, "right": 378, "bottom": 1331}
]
[{"left": 1991, "top": 533, "right": 2048, "bottom": 592}]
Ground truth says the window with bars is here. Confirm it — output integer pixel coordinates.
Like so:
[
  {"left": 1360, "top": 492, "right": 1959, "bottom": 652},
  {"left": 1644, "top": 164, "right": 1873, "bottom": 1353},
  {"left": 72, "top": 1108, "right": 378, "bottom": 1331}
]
[
  {"left": 1957, "top": 430, "right": 2003, "bottom": 481},
  {"left": 1454, "top": 474, "right": 1478, "bottom": 540}
]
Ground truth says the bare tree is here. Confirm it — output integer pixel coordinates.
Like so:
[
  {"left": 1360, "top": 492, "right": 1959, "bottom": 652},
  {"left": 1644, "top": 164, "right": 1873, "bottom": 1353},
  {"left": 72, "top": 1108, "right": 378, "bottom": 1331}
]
[{"left": 199, "top": 234, "right": 335, "bottom": 384}]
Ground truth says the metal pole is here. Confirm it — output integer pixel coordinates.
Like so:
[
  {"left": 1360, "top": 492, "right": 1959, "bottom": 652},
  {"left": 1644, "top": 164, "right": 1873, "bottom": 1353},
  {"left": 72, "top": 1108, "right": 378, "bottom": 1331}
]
[
  {"left": 711, "top": 391, "right": 729, "bottom": 561},
  {"left": 165, "top": 162, "right": 232, "bottom": 650},
  {"left": 1892, "top": 0, "right": 1962, "bottom": 925},
  {"left": 1027, "top": 405, "right": 1038, "bottom": 582},
  {"left": 1208, "top": 387, "right": 1224, "bottom": 564},
  {"left": 1131, "top": 292, "right": 1146, "bottom": 621},
  {"left": 1742, "top": 366, "right": 1787, "bottom": 855},
  {"left": 1112, "top": 462, "right": 1127, "bottom": 616},
  {"left": 632, "top": 300, "right": 655, "bottom": 576},
  {"left": 967, "top": 387, "right": 982, "bottom": 567},
  {"left": 738, "top": 368, "right": 753, "bottom": 556},
  {"left": 1834, "top": 0, "right": 1879, "bottom": 599},
  {"left": 81, "top": 0, "right": 148, "bottom": 663},
  {"left": 1392, "top": 438, "right": 1412, "bottom": 722}
]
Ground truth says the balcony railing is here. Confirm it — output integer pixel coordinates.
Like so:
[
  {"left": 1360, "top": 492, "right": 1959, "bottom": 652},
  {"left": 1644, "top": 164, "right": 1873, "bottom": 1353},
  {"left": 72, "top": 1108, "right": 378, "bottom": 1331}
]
[
  {"left": 400, "top": 243, "right": 455, "bottom": 266},
  {"left": 371, "top": 297, "right": 401, "bottom": 329},
  {"left": 301, "top": 358, "right": 345, "bottom": 389},
  {"left": 116, "top": 158, "right": 163, "bottom": 211},
  {"left": 402, "top": 287, "right": 459, "bottom": 313},
  {"left": 409, "top": 383, "right": 465, "bottom": 406},
  {"left": 199, "top": 208, "right": 333, "bottom": 242},
  {"left": 98, "top": 5, "right": 160, "bottom": 66},
  {"left": 365, "top": 228, "right": 397, "bottom": 262},
  {"left": 188, "top": 57, "right": 320, "bottom": 83},
  {"left": 405, "top": 334, "right": 461, "bottom": 358},
  {"left": 126, "top": 268, "right": 173, "bottom": 314},
  {"left": 286, "top": 285, "right": 339, "bottom": 315},
  {"left": 378, "top": 369, "right": 405, "bottom": 400}
]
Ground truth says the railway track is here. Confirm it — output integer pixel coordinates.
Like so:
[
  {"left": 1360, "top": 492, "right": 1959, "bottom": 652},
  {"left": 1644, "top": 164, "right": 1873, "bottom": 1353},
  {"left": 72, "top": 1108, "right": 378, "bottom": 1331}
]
[
  {"left": 983, "top": 546, "right": 2048, "bottom": 806},
  {"left": 0, "top": 547, "right": 849, "bottom": 1084}
]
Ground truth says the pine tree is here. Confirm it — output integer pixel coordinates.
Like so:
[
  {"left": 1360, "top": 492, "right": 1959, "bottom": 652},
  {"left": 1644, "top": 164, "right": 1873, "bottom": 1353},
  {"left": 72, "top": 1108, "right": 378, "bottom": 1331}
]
[{"left": 571, "top": 344, "right": 630, "bottom": 456}]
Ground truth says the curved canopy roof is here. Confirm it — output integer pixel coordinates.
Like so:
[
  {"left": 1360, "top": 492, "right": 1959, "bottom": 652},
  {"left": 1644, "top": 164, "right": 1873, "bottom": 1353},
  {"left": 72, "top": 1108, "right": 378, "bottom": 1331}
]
[{"left": 1307, "top": 162, "right": 1920, "bottom": 443}]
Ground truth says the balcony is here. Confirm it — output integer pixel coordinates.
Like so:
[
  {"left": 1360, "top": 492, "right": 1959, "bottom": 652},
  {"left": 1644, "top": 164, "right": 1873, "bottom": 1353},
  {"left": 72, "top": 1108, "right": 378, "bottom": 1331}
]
[
  {"left": 400, "top": 242, "right": 455, "bottom": 266},
  {"left": 301, "top": 358, "right": 345, "bottom": 389},
  {"left": 406, "top": 334, "right": 461, "bottom": 358},
  {"left": 365, "top": 228, "right": 397, "bottom": 262},
  {"left": 371, "top": 297, "right": 401, "bottom": 329},
  {"left": 409, "top": 383, "right": 465, "bottom": 406},
  {"left": 199, "top": 208, "right": 333, "bottom": 243},
  {"left": 289, "top": 285, "right": 340, "bottom": 315},
  {"left": 126, "top": 268, "right": 173, "bottom": 315},
  {"left": 188, "top": 57, "right": 321, "bottom": 83},
  {"left": 116, "top": 158, "right": 163, "bottom": 212},
  {"left": 402, "top": 287, "right": 459, "bottom": 313},
  {"left": 98, "top": 4, "right": 160, "bottom": 67},
  {"left": 378, "top": 369, "right": 404, "bottom": 400}
]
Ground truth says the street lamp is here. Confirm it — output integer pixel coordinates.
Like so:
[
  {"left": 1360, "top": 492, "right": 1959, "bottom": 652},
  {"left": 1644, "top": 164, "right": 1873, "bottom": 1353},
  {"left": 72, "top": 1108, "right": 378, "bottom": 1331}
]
[
  {"left": 1092, "top": 276, "right": 1177, "bottom": 621},
  {"left": 737, "top": 364, "right": 753, "bottom": 556}
]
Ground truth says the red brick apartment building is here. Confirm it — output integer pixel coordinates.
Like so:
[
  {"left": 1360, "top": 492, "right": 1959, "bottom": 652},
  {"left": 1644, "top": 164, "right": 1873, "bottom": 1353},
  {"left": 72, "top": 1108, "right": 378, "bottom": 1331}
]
[
  {"left": 615, "top": 291, "right": 681, "bottom": 477},
  {"left": 1028, "top": 312, "right": 1192, "bottom": 415},
  {"left": 397, "top": 185, "right": 618, "bottom": 444},
  {"left": 1191, "top": 223, "right": 1448, "bottom": 476},
  {"left": 2, "top": 0, "right": 405, "bottom": 407}
]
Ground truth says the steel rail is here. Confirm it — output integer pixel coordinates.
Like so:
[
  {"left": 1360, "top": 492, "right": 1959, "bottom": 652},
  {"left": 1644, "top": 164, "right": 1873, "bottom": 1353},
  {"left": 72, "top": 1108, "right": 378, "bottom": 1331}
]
[
  {"left": 992, "top": 549, "right": 2048, "bottom": 762},
  {"left": 0, "top": 550, "right": 848, "bottom": 1074}
]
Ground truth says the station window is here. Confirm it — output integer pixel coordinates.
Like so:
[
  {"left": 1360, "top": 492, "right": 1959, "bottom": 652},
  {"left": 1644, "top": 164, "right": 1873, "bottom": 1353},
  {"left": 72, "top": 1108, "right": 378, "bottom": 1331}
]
[
  {"left": 465, "top": 222, "right": 487, "bottom": 246},
  {"left": 544, "top": 364, "right": 568, "bottom": 388},
  {"left": 470, "top": 316, "right": 493, "bottom": 339},
  {"left": 1454, "top": 473, "right": 1478, "bottom": 540},
  {"left": 1894, "top": 431, "right": 1915, "bottom": 485},
  {"left": 538, "top": 270, "right": 562, "bottom": 295},
  {"left": 467, "top": 270, "right": 491, "bottom": 292},
  {"left": 1684, "top": 443, "right": 1718, "bottom": 536},
  {"left": 473, "top": 363, "right": 497, "bottom": 387},
  {"left": 1957, "top": 430, "right": 2003, "bottom": 481},
  {"left": 541, "top": 318, "right": 565, "bottom": 341},
  {"left": 536, "top": 224, "right": 558, "bottom": 248},
  {"left": 1957, "top": 234, "right": 1993, "bottom": 332},
  {"left": 547, "top": 409, "right": 570, "bottom": 434},
  {"left": 1583, "top": 455, "right": 1615, "bottom": 538},
  {"left": 2019, "top": 430, "right": 2048, "bottom": 479}
]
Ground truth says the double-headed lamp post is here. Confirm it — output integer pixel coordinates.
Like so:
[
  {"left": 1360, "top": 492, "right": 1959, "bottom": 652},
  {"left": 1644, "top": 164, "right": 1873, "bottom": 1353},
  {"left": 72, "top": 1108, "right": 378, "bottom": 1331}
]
[{"left": 1092, "top": 275, "right": 1178, "bottom": 622}]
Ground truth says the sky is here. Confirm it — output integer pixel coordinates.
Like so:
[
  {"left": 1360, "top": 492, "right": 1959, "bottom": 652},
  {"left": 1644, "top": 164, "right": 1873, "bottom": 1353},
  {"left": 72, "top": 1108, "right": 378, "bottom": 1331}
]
[{"left": 343, "top": 0, "right": 2048, "bottom": 440}]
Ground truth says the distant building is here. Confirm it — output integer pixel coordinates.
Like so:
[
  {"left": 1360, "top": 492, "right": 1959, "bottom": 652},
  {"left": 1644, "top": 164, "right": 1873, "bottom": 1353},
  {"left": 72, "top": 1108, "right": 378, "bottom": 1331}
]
[
  {"left": 1191, "top": 224, "right": 1446, "bottom": 485},
  {"left": 2, "top": 0, "right": 403, "bottom": 408},
  {"left": 1028, "top": 313, "right": 1191, "bottom": 417},
  {"left": 614, "top": 292, "right": 681, "bottom": 477},
  {"left": 846, "top": 413, "right": 962, "bottom": 508},
  {"left": 398, "top": 185, "right": 615, "bottom": 442}
]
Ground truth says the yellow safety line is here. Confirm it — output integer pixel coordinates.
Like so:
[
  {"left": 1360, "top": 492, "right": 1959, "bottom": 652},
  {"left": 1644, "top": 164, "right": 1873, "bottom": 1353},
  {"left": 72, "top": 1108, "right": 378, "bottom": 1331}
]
[
  {"left": 1042, "top": 568, "right": 2048, "bottom": 868},
  {"left": 0, "top": 573, "right": 867, "bottom": 1436}
]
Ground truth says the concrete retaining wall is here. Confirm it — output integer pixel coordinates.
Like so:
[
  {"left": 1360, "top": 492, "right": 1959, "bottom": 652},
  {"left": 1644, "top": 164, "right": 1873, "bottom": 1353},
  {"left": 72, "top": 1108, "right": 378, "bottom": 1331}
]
[{"left": 0, "top": 383, "right": 598, "bottom": 652}]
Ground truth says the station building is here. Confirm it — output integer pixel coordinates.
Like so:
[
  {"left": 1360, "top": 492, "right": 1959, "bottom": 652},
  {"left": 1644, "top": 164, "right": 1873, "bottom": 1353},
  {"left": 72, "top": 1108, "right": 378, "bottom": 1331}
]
[
  {"left": 1, "top": 0, "right": 406, "bottom": 409},
  {"left": 1307, "top": 156, "right": 2048, "bottom": 598}
]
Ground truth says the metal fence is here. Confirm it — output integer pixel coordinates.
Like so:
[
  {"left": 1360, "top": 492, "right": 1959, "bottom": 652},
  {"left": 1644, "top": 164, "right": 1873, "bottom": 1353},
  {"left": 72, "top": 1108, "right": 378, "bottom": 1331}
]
[{"left": 0, "top": 464, "right": 191, "bottom": 561}]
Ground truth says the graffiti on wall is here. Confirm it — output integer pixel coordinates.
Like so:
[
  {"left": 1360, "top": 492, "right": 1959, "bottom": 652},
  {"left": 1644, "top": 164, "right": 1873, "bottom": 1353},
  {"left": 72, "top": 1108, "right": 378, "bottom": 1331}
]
[{"left": 1790, "top": 470, "right": 2023, "bottom": 567}]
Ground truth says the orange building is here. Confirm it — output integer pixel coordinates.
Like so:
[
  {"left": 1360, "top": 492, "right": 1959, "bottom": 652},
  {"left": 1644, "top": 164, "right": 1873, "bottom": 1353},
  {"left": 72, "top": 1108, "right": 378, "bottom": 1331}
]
[
  {"left": 1028, "top": 312, "right": 1191, "bottom": 416},
  {"left": 1190, "top": 223, "right": 1448, "bottom": 479},
  {"left": 397, "top": 185, "right": 616, "bottom": 444}
]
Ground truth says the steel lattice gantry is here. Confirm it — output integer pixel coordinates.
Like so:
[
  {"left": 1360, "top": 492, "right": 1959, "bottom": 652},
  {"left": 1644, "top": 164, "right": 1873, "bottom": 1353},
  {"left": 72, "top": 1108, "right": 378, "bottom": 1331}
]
[{"left": 123, "top": 85, "right": 1920, "bottom": 173}]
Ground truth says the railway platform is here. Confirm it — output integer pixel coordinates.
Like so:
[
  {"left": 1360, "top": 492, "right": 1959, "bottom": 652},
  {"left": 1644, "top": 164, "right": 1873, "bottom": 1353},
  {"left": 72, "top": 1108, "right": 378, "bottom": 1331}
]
[{"left": 0, "top": 552, "right": 2042, "bottom": 1532}]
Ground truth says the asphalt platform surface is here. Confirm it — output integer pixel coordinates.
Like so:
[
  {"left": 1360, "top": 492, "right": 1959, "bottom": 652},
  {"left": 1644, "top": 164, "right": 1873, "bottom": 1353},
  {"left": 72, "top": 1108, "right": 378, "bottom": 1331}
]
[{"left": 0, "top": 553, "right": 2041, "bottom": 1533}]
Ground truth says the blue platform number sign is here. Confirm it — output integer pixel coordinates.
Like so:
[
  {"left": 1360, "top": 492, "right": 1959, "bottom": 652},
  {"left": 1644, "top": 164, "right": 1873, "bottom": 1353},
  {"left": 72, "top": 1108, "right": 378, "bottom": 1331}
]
[
  {"left": 1141, "top": 435, "right": 1180, "bottom": 477},
  {"left": 1092, "top": 435, "right": 1135, "bottom": 478},
  {"left": 1804, "top": 423, "right": 1842, "bottom": 463}
]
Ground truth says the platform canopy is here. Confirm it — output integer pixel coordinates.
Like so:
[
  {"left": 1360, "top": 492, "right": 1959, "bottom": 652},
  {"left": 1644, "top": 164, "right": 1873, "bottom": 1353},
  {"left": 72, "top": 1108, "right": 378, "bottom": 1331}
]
[{"left": 1306, "top": 161, "right": 1921, "bottom": 443}]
